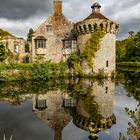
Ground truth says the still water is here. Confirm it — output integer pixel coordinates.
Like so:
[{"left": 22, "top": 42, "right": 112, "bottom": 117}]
[{"left": 0, "top": 71, "right": 139, "bottom": 140}]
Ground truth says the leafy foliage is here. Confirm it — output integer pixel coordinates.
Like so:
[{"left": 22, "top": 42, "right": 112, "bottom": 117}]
[
  {"left": 82, "top": 31, "right": 105, "bottom": 67},
  {"left": 125, "top": 104, "right": 140, "bottom": 140},
  {"left": 27, "top": 28, "right": 34, "bottom": 41},
  {"left": 116, "top": 30, "right": 140, "bottom": 62},
  {"left": 0, "top": 63, "right": 69, "bottom": 82},
  {"left": 0, "top": 45, "right": 8, "bottom": 62},
  {"left": 67, "top": 31, "right": 105, "bottom": 75}
]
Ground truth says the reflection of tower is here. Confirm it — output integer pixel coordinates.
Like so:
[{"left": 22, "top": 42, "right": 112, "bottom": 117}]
[
  {"left": 71, "top": 79, "right": 116, "bottom": 139},
  {"left": 32, "top": 90, "right": 76, "bottom": 140}
]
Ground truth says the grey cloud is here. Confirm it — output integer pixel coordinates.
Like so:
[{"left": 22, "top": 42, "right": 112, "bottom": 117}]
[
  {"left": 0, "top": 0, "right": 53, "bottom": 20},
  {"left": 0, "top": 0, "right": 140, "bottom": 39}
]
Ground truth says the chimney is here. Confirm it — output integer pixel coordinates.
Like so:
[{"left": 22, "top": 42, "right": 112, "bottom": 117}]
[{"left": 54, "top": 0, "right": 62, "bottom": 14}]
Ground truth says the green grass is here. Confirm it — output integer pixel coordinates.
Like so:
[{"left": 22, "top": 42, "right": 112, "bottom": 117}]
[{"left": 117, "top": 62, "right": 140, "bottom": 67}]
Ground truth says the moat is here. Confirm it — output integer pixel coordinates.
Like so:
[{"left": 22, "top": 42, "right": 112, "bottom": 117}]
[{"left": 0, "top": 71, "right": 139, "bottom": 140}]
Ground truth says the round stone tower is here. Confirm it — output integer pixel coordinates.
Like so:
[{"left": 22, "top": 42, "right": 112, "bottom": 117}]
[{"left": 74, "top": 2, "right": 119, "bottom": 76}]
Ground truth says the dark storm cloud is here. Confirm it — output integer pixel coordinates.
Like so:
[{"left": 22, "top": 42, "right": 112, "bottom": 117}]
[
  {"left": 0, "top": 0, "right": 140, "bottom": 39},
  {"left": 0, "top": 0, "right": 53, "bottom": 20}
]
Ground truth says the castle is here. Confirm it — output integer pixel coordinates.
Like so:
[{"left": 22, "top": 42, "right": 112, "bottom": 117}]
[{"left": 0, "top": 0, "right": 119, "bottom": 75}]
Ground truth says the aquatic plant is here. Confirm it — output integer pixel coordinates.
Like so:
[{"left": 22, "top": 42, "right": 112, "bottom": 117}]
[{"left": 3, "top": 134, "right": 13, "bottom": 140}]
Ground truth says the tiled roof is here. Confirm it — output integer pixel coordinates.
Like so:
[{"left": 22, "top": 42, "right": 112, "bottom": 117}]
[{"left": 84, "top": 12, "right": 108, "bottom": 21}]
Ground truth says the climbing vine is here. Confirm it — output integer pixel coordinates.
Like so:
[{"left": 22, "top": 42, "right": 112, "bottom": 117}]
[
  {"left": 0, "top": 45, "right": 7, "bottom": 62},
  {"left": 82, "top": 31, "right": 105, "bottom": 67},
  {"left": 67, "top": 31, "right": 105, "bottom": 74}
]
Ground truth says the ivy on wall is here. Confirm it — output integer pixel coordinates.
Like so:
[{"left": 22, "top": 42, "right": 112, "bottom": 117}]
[
  {"left": 67, "top": 31, "right": 105, "bottom": 74},
  {"left": 82, "top": 31, "right": 105, "bottom": 67},
  {"left": 0, "top": 45, "right": 7, "bottom": 62}
]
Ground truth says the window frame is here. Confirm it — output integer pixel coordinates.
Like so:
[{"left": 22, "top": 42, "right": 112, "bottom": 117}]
[
  {"left": 35, "top": 39, "right": 46, "bottom": 49},
  {"left": 46, "top": 25, "right": 53, "bottom": 32}
]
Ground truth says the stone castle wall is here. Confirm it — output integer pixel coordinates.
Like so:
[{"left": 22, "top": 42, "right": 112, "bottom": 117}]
[
  {"left": 74, "top": 17, "right": 119, "bottom": 75},
  {"left": 0, "top": 37, "right": 29, "bottom": 63}
]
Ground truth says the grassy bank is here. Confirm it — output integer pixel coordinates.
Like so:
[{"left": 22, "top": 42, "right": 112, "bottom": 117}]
[
  {"left": 0, "top": 62, "right": 69, "bottom": 82},
  {"left": 0, "top": 63, "right": 108, "bottom": 82},
  {"left": 117, "top": 62, "right": 140, "bottom": 68}
]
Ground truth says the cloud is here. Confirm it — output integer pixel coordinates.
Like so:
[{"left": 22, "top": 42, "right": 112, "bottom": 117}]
[
  {"left": 0, "top": 0, "right": 53, "bottom": 20},
  {"left": 0, "top": 0, "right": 140, "bottom": 39}
]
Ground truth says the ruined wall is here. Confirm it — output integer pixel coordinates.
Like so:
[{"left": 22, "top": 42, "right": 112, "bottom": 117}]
[{"left": 0, "top": 37, "right": 29, "bottom": 63}]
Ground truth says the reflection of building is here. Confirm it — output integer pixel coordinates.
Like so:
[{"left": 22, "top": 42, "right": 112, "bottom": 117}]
[
  {"left": 31, "top": 79, "right": 116, "bottom": 140},
  {"left": 32, "top": 90, "right": 76, "bottom": 140},
  {"left": 70, "top": 79, "right": 116, "bottom": 139}
]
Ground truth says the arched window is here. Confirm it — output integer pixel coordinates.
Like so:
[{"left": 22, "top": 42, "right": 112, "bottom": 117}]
[
  {"left": 79, "top": 26, "right": 82, "bottom": 32},
  {"left": 106, "top": 23, "right": 108, "bottom": 32},
  {"left": 76, "top": 27, "right": 79, "bottom": 33},
  {"left": 88, "top": 24, "right": 92, "bottom": 31},
  {"left": 83, "top": 25, "right": 86, "bottom": 32},
  {"left": 100, "top": 23, "right": 104, "bottom": 31},
  {"left": 94, "top": 23, "right": 98, "bottom": 32},
  {"left": 110, "top": 22, "right": 113, "bottom": 31}
]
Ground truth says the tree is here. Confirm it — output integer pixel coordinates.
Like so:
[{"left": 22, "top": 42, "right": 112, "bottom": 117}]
[
  {"left": 27, "top": 28, "right": 34, "bottom": 41},
  {"left": 0, "top": 45, "right": 7, "bottom": 62},
  {"left": 116, "top": 30, "right": 140, "bottom": 62},
  {"left": 129, "top": 31, "right": 135, "bottom": 37}
]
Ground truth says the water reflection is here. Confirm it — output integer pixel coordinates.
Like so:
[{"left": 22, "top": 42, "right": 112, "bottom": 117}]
[
  {"left": 117, "top": 69, "right": 140, "bottom": 140},
  {"left": 0, "top": 79, "right": 118, "bottom": 139}
]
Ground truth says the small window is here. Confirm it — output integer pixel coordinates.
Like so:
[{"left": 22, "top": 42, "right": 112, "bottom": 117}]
[
  {"left": 14, "top": 45, "right": 19, "bottom": 53},
  {"left": 106, "top": 60, "right": 109, "bottom": 67},
  {"left": 36, "top": 40, "right": 46, "bottom": 48},
  {"left": 46, "top": 25, "right": 52, "bottom": 32},
  {"left": 105, "top": 87, "right": 108, "bottom": 94},
  {"left": 24, "top": 57, "right": 30, "bottom": 63},
  {"left": 36, "top": 99, "right": 47, "bottom": 111}
]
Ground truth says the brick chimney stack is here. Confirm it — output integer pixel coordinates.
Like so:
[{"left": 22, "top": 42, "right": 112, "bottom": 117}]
[{"left": 54, "top": 0, "right": 62, "bottom": 14}]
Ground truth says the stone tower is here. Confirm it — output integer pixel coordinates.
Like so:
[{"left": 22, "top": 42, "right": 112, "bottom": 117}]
[{"left": 74, "top": 2, "right": 119, "bottom": 76}]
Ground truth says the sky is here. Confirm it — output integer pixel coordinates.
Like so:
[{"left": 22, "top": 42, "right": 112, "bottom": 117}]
[{"left": 0, "top": 0, "right": 140, "bottom": 40}]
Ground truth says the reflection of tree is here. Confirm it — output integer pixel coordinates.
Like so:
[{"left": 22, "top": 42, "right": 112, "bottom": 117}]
[
  {"left": 117, "top": 70, "right": 140, "bottom": 140},
  {"left": 119, "top": 103, "right": 140, "bottom": 140},
  {"left": 126, "top": 103, "right": 140, "bottom": 139},
  {"left": 0, "top": 78, "right": 116, "bottom": 140},
  {"left": 117, "top": 70, "right": 140, "bottom": 101}
]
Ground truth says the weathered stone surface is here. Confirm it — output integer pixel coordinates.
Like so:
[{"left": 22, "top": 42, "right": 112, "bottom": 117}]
[
  {"left": 0, "top": 36, "right": 29, "bottom": 63},
  {"left": 74, "top": 2, "right": 119, "bottom": 75},
  {"left": 32, "top": 2, "right": 73, "bottom": 63}
]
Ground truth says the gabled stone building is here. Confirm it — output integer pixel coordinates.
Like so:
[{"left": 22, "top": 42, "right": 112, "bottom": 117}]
[{"left": 31, "top": 0, "right": 73, "bottom": 63}]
